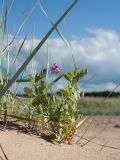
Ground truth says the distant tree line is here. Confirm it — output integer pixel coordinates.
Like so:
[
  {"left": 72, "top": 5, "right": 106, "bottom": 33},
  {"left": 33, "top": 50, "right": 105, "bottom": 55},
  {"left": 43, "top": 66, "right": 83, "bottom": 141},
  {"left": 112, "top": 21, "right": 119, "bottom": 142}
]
[
  {"left": 17, "top": 91, "right": 120, "bottom": 98},
  {"left": 84, "top": 91, "right": 120, "bottom": 97}
]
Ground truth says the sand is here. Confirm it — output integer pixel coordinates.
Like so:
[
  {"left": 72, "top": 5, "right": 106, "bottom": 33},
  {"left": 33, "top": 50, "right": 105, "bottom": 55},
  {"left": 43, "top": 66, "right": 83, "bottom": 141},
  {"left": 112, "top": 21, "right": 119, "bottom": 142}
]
[{"left": 0, "top": 116, "right": 120, "bottom": 160}]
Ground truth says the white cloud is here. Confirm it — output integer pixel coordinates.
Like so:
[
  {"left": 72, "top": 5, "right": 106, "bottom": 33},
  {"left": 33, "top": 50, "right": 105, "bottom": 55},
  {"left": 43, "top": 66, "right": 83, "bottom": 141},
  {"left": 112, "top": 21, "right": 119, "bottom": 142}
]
[{"left": 3, "top": 28, "right": 120, "bottom": 91}]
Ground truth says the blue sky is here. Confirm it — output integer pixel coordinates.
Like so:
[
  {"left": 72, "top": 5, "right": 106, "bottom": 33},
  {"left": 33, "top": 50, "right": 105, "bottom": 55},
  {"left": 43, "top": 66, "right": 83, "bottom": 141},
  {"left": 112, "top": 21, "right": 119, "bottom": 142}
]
[
  {"left": 1, "top": 0, "right": 120, "bottom": 92},
  {"left": 4, "top": 0, "right": 120, "bottom": 37}
]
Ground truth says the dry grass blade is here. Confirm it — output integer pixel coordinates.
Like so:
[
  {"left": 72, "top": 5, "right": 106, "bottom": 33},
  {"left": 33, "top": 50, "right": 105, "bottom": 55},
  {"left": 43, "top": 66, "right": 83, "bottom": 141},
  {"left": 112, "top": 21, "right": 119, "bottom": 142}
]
[
  {"left": 79, "top": 72, "right": 97, "bottom": 89},
  {"left": 76, "top": 114, "right": 113, "bottom": 146},
  {"left": 80, "top": 117, "right": 112, "bottom": 147},
  {"left": 0, "top": 0, "right": 79, "bottom": 98},
  {"left": 82, "top": 137, "right": 120, "bottom": 151},
  {"left": 0, "top": 144, "right": 9, "bottom": 160},
  {"left": 76, "top": 116, "right": 88, "bottom": 129},
  {"left": 76, "top": 116, "right": 94, "bottom": 143},
  {"left": 38, "top": 1, "right": 71, "bottom": 49},
  {"left": 103, "top": 83, "right": 120, "bottom": 101},
  {"left": 74, "top": 133, "right": 120, "bottom": 151}
]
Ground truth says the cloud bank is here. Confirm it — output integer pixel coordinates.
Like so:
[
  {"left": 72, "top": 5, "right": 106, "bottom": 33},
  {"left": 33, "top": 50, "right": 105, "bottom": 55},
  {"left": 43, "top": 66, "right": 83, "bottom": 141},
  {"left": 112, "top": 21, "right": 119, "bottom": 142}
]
[{"left": 4, "top": 28, "right": 120, "bottom": 92}]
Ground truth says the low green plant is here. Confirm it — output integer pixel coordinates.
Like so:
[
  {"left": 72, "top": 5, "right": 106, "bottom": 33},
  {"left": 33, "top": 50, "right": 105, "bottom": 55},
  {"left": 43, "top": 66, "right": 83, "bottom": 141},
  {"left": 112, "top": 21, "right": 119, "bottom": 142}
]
[
  {"left": 0, "top": 92, "right": 14, "bottom": 125},
  {"left": 24, "top": 66, "right": 87, "bottom": 143}
]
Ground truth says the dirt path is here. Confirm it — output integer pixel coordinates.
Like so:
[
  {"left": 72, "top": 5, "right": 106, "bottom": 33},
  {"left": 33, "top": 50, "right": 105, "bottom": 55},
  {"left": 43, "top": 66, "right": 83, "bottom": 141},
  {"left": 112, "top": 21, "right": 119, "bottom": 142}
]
[{"left": 0, "top": 116, "right": 120, "bottom": 160}]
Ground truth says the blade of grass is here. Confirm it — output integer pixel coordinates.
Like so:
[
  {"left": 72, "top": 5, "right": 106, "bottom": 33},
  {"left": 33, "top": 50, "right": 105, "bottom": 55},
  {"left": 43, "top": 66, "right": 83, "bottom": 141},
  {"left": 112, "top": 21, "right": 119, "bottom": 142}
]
[
  {"left": 30, "top": 25, "right": 36, "bottom": 75},
  {"left": 13, "top": 34, "right": 28, "bottom": 65},
  {"left": 76, "top": 116, "right": 88, "bottom": 129},
  {"left": 61, "top": 14, "right": 78, "bottom": 70},
  {"left": 1, "top": 1, "right": 13, "bottom": 86},
  {"left": 46, "top": 41, "right": 49, "bottom": 82},
  {"left": 0, "top": 0, "right": 14, "bottom": 28},
  {"left": 0, "top": 0, "right": 79, "bottom": 98},
  {"left": 75, "top": 135, "right": 120, "bottom": 151},
  {"left": 78, "top": 72, "right": 97, "bottom": 90},
  {"left": 0, "top": 13, "right": 3, "bottom": 85},
  {"left": 3, "top": 5, "right": 8, "bottom": 39},
  {"left": 38, "top": 1, "right": 71, "bottom": 49},
  {"left": 6, "top": 46, "right": 10, "bottom": 83},
  {"left": 2, "top": 0, "right": 37, "bottom": 56},
  {"left": 47, "top": 75, "right": 63, "bottom": 90},
  {"left": 1, "top": 0, "right": 4, "bottom": 15},
  {"left": 103, "top": 83, "right": 120, "bottom": 101}
]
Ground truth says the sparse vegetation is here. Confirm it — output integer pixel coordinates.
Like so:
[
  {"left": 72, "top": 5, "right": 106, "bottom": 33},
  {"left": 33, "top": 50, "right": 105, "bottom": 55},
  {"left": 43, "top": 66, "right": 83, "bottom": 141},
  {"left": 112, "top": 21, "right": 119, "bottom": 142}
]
[{"left": 78, "top": 97, "right": 120, "bottom": 115}]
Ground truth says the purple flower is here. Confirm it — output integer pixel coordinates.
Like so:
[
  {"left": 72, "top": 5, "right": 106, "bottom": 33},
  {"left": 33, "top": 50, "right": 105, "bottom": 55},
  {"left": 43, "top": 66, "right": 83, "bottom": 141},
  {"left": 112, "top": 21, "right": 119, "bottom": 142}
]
[{"left": 51, "top": 63, "right": 60, "bottom": 74}]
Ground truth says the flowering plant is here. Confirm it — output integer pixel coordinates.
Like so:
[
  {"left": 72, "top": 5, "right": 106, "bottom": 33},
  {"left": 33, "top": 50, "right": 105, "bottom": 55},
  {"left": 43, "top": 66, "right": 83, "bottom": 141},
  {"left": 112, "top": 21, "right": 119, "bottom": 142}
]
[
  {"left": 51, "top": 63, "right": 60, "bottom": 74},
  {"left": 24, "top": 64, "right": 87, "bottom": 143}
]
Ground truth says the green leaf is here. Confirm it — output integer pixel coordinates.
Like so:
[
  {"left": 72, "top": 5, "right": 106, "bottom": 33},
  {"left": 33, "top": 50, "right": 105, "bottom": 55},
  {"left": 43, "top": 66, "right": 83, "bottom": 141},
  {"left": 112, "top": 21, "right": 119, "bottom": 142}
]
[
  {"left": 40, "top": 80, "right": 47, "bottom": 91},
  {"left": 32, "top": 94, "right": 47, "bottom": 107},
  {"left": 32, "top": 96, "right": 41, "bottom": 106},
  {"left": 64, "top": 74, "right": 72, "bottom": 82},
  {"left": 24, "top": 87, "right": 33, "bottom": 96},
  {"left": 35, "top": 69, "right": 47, "bottom": 83},
  {"left": 16, "top": 79, "right": 30, "bottom": 83}
]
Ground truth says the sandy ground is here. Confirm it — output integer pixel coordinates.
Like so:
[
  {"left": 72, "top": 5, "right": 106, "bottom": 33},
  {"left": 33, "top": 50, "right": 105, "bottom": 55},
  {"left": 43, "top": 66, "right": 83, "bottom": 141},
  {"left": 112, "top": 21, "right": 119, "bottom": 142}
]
[{"left": 0, "top": 116, "right": 120, "bottom": 160}]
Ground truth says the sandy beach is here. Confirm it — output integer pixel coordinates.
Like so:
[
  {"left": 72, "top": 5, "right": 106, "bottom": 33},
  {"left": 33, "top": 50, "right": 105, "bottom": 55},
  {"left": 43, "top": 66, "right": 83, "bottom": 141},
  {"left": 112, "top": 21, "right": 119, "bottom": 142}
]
[{"left": 0, "top": 116, "right": 120, "bottom": 160}]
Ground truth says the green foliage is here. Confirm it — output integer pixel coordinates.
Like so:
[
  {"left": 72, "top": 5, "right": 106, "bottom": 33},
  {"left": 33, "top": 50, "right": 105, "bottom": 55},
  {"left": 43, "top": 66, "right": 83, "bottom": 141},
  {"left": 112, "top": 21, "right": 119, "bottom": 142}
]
[
  {"left": 49, "top": 68, "right": 87, "bottom": 143},
  {"left": 0, "top": 92, "right": 15, "bottom": 124},
  {"left": 24, "top": 67, "right": 87, "bottom": 143}
]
